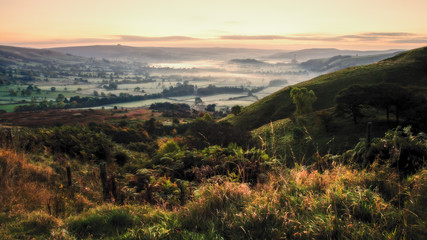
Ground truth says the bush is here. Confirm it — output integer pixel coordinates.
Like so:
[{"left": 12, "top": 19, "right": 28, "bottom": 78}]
[
  {"left": 44, "top": 125, "right": 114, "bottom": 162},
  {"left": 184, "top": 118, "right": 252, "bottom": 149},
  {"left": 181, "top": 182, "right": 250, "bottom": 235},
  {"left": 115, "top": 151, "right": 129, "bottom": 166},
  {"left": 67, "top": 206, "right": 136, "bottom": 238},
  {"left": 0, "top": 211, "right": 58, "bottom": 239},
  {"left": 349, "top": 126, "right": 427, "bottom": 176}
]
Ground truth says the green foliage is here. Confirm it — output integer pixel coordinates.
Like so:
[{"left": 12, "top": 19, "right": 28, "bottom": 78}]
[
  {"left": 0, "top": 211, "right": 58, "bottom": 239},
  {"left": 335, "top": 85, "right": 367, "bottom": 124},
  {"left": 2, "top": 95, "right": 427, "bottom": 240},
  {"left": 45, "top": 125, "right": 113, "bottom": 161},
  {"left": 202, "top": 112, "right": 213, "bottom": 121},
  {"left": 195, "top": 96, "right": 203, "bottom": 105},
  {"left": 67, "top": 206, "right": 136, "bottom": 239},
  {"left": 181, "top": 182, "right": 250, "bottom": 236},
  {"left": 290, "top": 87, "right": 317, "bottom": 115},
  {"left": 231, "top": 105, "right": 242, "bottom": 115},
  {"left": 0, "top": 125, "right": 114, "bottom": 162},
  {"left": 88, "top": 122, "right": 151, "bottom": 144},
  {"left": 153, "top": 144, "right": 273, "bottom": 184},
  {"left": 114, "top": 151, "right": 130, "bottom": 166},
  {"left": 184, "top": 117, "right": 251, "bottom": 149},
  {"left": 347, "top": 126, "right": 427, "bottom": 176},
  {"left": 158, "top": 139, "right": 180, "bottom": 155},
  {"left": 335, "top": 83, "right": 421, "bottom": 125}
]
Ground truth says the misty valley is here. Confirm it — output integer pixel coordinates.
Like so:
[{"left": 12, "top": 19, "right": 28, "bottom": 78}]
[{"left": 0, "top": 45, "right": 400, "bottom": 112}]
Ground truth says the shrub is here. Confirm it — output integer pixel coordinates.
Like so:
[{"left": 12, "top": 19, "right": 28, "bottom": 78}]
[
  {"left": 0, "top": 149, "right": 54, "bottom": 213},
  {"left": 67, "top": 206, "right": 136, "bottom": 238},
  {"left": 0, "top": 211, "right": 58, "bottom": 239},
  {"left": 115, "top": 151, "right": 129, "bottom": 166},
  {"left": 158, "top": 139, "right": 180, "bottom": 155},
  {"left": 181, "top": 182, "right": 251, "bottom": 235}
]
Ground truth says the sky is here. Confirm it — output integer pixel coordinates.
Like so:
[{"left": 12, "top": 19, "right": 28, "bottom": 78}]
[{"left": 1, "top": 0, "right": 427, "bottom": 50}]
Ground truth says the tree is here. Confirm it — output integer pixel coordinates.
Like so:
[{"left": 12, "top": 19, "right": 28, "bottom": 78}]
[
  {"left": 50, "top": 87, "right": 56, "bottom": 92},
  {"left": 205, "top": 104, "right": 216, "bottom": 112},
  {"left": 335, "top": 85, "right": 367, "bottom": 124},
  {"left": 290, "top": 87, "right": 317, "bottom": 115},
  {"left": 231, "top": 105, "right": 242, "bottom": 115},
  {"left": 9, "top": 89, "right": 17, "bottom": 96},
  {"left": 195, "top": 97, "right": 203, "bottom": 105},
  {"left": 56, "top": 93, "right": 65, "bottom": 102}
]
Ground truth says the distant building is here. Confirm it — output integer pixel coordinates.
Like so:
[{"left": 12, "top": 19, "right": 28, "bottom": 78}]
[{"left": 291, "top": 54, "right": 298, "bottom": 64}]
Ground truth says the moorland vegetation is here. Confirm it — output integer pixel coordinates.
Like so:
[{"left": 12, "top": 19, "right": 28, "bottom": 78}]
[{"left": 0, "top": 47, "right": 426, "bottom": 239}]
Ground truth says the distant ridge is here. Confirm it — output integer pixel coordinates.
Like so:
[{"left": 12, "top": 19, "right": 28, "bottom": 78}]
[
  {"left": 48, "top": 45, "right": 281, "bottom": 62},
  {"left": 48, "top": 45, "right": 402, "bottom": 63},
  {"left": 266, "top": 48, "right": 403, "bottom": 62},
  {"left": 300, "top": 52, "right": 401, "bottom": 73},
  {"left": 0, "top": 45, "right": 84, "bottom": 65}
]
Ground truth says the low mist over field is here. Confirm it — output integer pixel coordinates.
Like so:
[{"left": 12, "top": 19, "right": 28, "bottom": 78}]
[{"left": 0, "top": 45, "right": 401, "bottom": 112}]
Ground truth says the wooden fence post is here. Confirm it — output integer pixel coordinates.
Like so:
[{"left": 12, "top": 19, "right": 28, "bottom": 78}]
[
  {"left": 66, "top": 166, "right": 72, "bottom": 187},
  {"left": 99, "top": 162, "right": 109, "bottom": 201},
  {"left": 366, "top": 122, "right": 372, "bottom": 146},
  {"left": 109, "top": 174, "right": 118, "bottom": 202}
]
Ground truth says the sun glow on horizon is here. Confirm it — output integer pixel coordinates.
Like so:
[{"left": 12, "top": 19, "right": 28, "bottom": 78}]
[{"left": 1, "top": 0, "right": 426, "bottom": 50}]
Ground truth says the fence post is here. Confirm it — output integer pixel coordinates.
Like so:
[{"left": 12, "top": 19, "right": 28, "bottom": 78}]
[
  {"left": 110, "top": 174, "right": 118, "bottom": 202},
  {"left": 366, "top": 122, "right": 372, "bottom": 146},
  {"left": 99, "top": 162, "right": 109, "bottom": 201},
  {"left": 66, "top": 166, "right": 72, "bottom": 187}
]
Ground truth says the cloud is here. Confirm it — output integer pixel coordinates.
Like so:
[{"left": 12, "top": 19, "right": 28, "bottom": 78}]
[
  {"left": 361, "top": 32, "right": 415, "bottom": 37},
  {"left": 219, "top": 33, "right": 427, "bottom": 44},
  {"left": 116, "top": 35, "right": 200, "bottom": 42},
  {"left": 7, "top": 38, "right": 116, "bottom": 46},
  {"left": 4, "top": 32, "right": 426, "bottom": 49},
  {"left": 5, "top": 35, "right": 200, "bottom": 46},
  {"left": 220, "top": 35, "right": 344, "bottom": 41},
  {"left": 220, "top": 35, "right": 287, "bottom": 40},
  {"left": 393, "top": 38, "right": 427, "bottom": 43}
]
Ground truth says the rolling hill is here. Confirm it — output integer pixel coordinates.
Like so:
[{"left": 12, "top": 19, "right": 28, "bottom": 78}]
[
  {"left": 0, "top": 45, "right": 85, "bottom": 65},
  {"left": 300, "top": 52, "right": 401, "bottom": 73},
  {"left": 49, "top": 45, "right": 280, "bottom": 63},
  {"left": 265, "top": 48, "right": 402, "bottom": 62},
  {"left": 227, "top": 46, "right": 427, "bottom": 130}
]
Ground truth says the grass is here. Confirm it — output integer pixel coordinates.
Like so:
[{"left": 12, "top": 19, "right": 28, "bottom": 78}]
[
  {"left": 251, "top": 108, "right": 395, "bottom": 165},
  {"left": 0, "top": 149, "right": 55, "bottom": 213},
  {"left": 0, "top": 211, "right": 59, "bottom": 239},
  {"left": 0, "top": 146, "right": 426, "bottom": 239},
  {"left": 67, "top": 206, "right": 136, "bottom": 239}
]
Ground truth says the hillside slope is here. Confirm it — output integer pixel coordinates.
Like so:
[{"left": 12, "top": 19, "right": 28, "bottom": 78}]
[
  {"left": 49, "top": 45, "right": 279, "bottom": 62},
  {"left": 0, "top": 45, "right": 84, "bottom": 65},
  {"left": 300, "top": 52, "right": 401, "bottom": 73},
  {"left": 265, "top": 48, "right": 401, "bottom": 62},
  {"left": 228, "top": 46, "right": 427, "bottom": 130}
]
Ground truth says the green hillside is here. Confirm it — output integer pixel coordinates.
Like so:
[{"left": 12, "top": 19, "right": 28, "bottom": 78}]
[{"left": 228, "top": 46, "right": 427, "bottom": 130}]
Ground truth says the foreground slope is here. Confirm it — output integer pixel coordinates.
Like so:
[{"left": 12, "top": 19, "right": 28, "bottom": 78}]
[{"left": 228, "top": 46, "right": 427, "bottom": 130}]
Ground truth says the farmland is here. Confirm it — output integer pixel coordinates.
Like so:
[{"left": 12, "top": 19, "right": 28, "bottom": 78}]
[{"left": 0, "top": 45, "right": 398, "bottom": 112}]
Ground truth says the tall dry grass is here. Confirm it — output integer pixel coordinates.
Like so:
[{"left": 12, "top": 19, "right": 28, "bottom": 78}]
[{"left": 0, "top": 149, "right": 55, "bottom": 214}]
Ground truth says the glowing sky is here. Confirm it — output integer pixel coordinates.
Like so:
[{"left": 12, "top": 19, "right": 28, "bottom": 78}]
[{"left": 1, "top": 0, "right": 427, "bottom": 50}]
